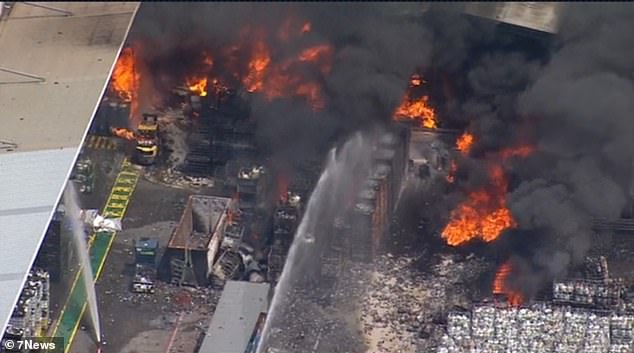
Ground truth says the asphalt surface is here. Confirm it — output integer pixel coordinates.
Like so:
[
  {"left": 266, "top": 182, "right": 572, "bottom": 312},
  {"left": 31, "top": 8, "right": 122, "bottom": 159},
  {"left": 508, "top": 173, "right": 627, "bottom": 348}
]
[
  {"left": 47, "top": 140, "right": 122, "bottom": 338},
  {"left": 73, "top": 139, "right": 228, "bottom": 353},
  {"left": 52, "top": 158, "right": 141, "bottom": 352}
]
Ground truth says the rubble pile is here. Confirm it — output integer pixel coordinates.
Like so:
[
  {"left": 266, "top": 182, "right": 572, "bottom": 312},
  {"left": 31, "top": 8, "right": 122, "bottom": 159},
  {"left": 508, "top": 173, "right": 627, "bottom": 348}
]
[
  {"left": 264, "top": 284, "right": 366, "bottom": 353},
  {"left": 439, "top": 303, "right": 634, "bottom": 353},
  {"left": 144, "top": 166, "right": 215, "bottom": 190},
  {"left": 142, "top": 112, "right": 215, "bottom": 190},
  {"left": 159, "top": 114, "right": 189, "bottom": 169},
  {"left": 360, "top": 253, "right": 487, "bottom": 353}
]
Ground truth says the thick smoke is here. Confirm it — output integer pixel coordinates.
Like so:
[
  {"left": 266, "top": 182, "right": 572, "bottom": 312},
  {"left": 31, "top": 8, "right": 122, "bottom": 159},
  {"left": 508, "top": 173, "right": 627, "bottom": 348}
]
[
  {"left": 129, "top": 4, "right": 634, "bottom": 298},
  {"left": 440, "top": 4, "right": 634, "bottom": 297},
  {"left": 129, "top": 3, "right": 432, "bottom": 166},
  {"left": 507, "top": 4, "right": 634, "bottom": 295}
]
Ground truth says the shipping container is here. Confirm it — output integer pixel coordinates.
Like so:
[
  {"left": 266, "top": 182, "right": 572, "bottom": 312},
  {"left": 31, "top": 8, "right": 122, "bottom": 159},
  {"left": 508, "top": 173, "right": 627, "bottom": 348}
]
[{"left": 163, "top": 195, "right": 233, "bottom": 286}]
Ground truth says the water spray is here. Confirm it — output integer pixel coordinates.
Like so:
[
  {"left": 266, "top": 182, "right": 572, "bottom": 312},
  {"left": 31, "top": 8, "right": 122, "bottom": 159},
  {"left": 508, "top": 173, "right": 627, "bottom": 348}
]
[
  {"left": 257, "top": 133, "right": 372, "bottom": 352},
  {"left": 63, "top": 183, "right": 102, "bottom": 343}
]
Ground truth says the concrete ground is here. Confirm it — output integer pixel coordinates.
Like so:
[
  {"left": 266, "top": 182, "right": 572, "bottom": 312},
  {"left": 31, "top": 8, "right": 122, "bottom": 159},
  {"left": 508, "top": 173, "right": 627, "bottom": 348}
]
[
  {"left": 70, "top": 157, "right": 225, "bottom": 353},
  {"left": 47, "top": 141, "right": 122, "bottom": 333},
  {"left": 39, "top": 126, "right": 227, "bottom": 353}
]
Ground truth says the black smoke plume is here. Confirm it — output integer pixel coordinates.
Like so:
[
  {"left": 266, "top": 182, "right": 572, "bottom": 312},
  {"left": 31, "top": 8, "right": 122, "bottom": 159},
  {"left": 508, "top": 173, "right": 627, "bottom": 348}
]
[
  {"left": 508, "top": 4, "right": 634, "bottom": 296},
  {"left": 129, "top": 3, "right": 432, "bottom": 167},
  {"left": 434, "top": 4, "right": 634, "bottom": 298}
]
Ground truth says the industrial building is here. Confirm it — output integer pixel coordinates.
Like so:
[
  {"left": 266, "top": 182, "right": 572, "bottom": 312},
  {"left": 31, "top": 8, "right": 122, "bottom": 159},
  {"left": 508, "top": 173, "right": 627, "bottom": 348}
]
[
  {"left": 198, "top": 281, "right": 270, "bottom": 353},
  {"left": 4, "top": 3, "right": 627, "bottom": 353}
]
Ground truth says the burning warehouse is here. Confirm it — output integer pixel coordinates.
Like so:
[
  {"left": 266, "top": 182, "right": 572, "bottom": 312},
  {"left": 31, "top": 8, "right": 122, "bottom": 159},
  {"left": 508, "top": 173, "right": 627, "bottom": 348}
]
[{"left": 35, "top": 3, "right": 634, "bottom": 353}]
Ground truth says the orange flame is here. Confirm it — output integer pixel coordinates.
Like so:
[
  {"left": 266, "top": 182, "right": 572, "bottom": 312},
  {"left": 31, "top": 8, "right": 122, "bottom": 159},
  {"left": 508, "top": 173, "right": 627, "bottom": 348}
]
[
  {"left": 182, "top": 22, "right": 331, "bottom": 112},
  {"left": 187, "top": 77, "right": 208, "bottom": 97},
  {"left": 202, "top": 52, "right": 213, "bottom": 69},
  {"left": 493, "top": 261, "right": 523, "bottom": 306},
  {"left": 111, "top": 47, "right": 140, "bottom": 120},
  {"left": 242, "top": 35, "right": 330, "bottom": 110},
  {"left": 111, "top": 47, "right": 138, "bottom": 102},
  {"left": 301, "top": 22, "right": 311, "bottom": 34},
  {"left": 456, "top": 132, "right": 474, "bottom": 154},
  {"left": 500, "top": 145, "right": 534, "bottom": 160},
  {"left": 298, "top": 44, "right": 333, "bottom": 76},
  {"left": 394, "top": 95, "right": 437, "bottom": 129},
  {"left": 243, "top": 39, "right": 271, "bottom": 93},
  {"left": 446, "top": 160, "right": 458, "bottom": 183},
  {"left": 441, "top": 164, "right": 516, "bottom": 246},
  {"left": 299, "top": 44, "right": 331, "bottom": 64},
  {"left": 296, "top": 82, "right": 325, "bottom": 111},
  {"left": 394, "top": 74, "right": 437, "bottom": 128},
  {"left": 410, "top": 74, "right": 423, "bottom": 87},
  {"left": 111, "top": 128, "right": 135, "bottom": 141}
]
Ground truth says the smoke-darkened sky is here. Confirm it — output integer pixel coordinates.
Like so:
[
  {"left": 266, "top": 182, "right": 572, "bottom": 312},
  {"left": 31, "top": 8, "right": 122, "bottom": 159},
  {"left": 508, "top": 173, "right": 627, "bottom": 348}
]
[{"left": 130, "top": 3, "right": 634, "bottom": 297}]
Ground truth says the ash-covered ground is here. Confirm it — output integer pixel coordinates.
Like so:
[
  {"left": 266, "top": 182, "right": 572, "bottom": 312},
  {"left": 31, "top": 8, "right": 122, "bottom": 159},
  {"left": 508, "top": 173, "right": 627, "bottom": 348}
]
[
  {"left": 261, "top": 140, "right": 494, "bottom": 353},
  {"left": 262, "top": 214, "right": 492, "bottom": 353}
]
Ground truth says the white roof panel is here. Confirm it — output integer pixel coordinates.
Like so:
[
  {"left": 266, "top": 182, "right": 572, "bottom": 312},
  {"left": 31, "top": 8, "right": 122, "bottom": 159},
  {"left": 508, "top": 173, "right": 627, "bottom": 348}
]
[
  {"left": 0, "top": 1, "right": 138, "bottom": 335},
  {"left": 0, "top": 148, "right": 77, "bottom": 332},
  {"left": 199, "top": 281, "right": 270, "bottom": 353}
]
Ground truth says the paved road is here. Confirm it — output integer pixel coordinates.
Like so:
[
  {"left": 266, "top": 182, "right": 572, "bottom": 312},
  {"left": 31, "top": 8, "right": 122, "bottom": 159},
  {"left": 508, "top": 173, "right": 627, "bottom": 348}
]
[{"left": 51, "top": 158, "right": 141, "bottom": 353}]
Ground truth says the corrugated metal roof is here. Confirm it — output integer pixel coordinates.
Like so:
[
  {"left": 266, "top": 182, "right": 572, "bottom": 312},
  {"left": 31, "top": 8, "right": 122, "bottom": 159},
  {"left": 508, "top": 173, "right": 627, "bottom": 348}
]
[
  {"left": 0, "top": 148, "right": 77, "bottom": 333},
  {"left": 199, "top": 281, "right": 270, "bottom": 353},
  {"left": 0, "top": 1, "right": 138, "bottom": 335}
]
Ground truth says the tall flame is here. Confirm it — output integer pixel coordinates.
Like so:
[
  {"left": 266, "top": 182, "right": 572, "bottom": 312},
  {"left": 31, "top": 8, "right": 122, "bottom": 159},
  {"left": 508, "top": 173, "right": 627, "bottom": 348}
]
[
  {"left": 441, "top": 164, "right": 516, "bottom": 246},
  {"left": 111, "top": 47, "right": 138, "bottom": 102},
  {"left": 493, "top": 261, "right": 523, "bottom": 306},
  {"left": 394, "top": 75, "right": 437, "bottom": 129},
  {"left": 111, "top": 47, "right": 140, "bottom": 119},
  {"left": 394, "top": 95, "right": 437, "bottom": 129},
  {"left": 243, "top": 37, "right": 331, "bottom": 111},
  {"left": 243, "top": 39, "right": 271, "bottom": 93},
  {"left": 179, "top": 21, "right": 331, "bottom": 112}
]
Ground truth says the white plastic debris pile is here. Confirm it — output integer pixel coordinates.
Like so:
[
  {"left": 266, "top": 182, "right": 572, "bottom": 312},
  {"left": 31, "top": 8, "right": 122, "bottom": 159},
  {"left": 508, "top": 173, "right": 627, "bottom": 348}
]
[
  {"left": 439, "top": 303, "right": 634, "bottom": 353},
  {"left": 80, "top": 209, "right": 122, "bottom": 233}
]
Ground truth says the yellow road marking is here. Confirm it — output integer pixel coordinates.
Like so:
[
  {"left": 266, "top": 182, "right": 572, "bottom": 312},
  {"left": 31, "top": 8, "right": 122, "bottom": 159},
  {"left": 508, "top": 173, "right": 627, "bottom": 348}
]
[
  {"left": 51, "top": 158, "right": 141, "bottom": 352},
  {"left": 85, "top": 135, "right": 118, "bottom": 150}
]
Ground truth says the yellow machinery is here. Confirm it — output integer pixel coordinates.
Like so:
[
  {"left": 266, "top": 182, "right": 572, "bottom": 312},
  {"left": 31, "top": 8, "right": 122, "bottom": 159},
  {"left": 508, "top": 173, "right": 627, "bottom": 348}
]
[{"left": 135, "top": 113, "right": 159, "bottom": 165}]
